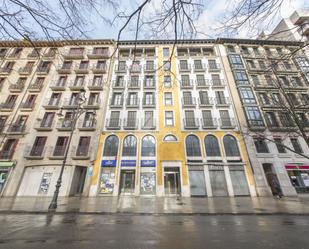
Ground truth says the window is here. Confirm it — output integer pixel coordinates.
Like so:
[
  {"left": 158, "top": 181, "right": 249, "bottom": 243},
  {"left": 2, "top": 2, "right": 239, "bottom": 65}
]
[
  {"left": 62, "top": 61, "right": 72, "bottom": 69},
  {"left": 229, "top": 54, "right": 243, "bottom": 68},
  {"left": 265, "top": 75, "right": 274, "bottom": 86},
  {"left": 233, "top": 71, "right": 249, "bottom": 85},
  {"left": 79, "top": 61, "right": 89, "bottom": 69},
  {"left": 112, "top": 92, "right": 123, "bottom": 106},
  {"left": 0, "top": 116, "right": 7, "bottom": 133},
  {"left": 199, "top": 91, "right": 210, "bottom": 104},
  {"left": 287, "top": 93, "right": 299, "bottom": 106},
  {"left": 181, "top": 75, "right": 190, "bottom": 86},
  {"left": 179, "top": 60, "right": 189, "bottom": 70},
  {"left": 215, "top": 91, "right": 226, "bottom": 104},
  {"left": 223, "top": 135, "right": 240, "bottom": 157},
  {"left": 103, "top": 135, "right": 119, "bottom": 157},
  {"left": 272, "top": 93, "right": 283, "bottom": 106},
  {"left": 204, "top": 135, "right": 221, "bottom": 157},
  {"left": 163, "top": 48, "right": 170, "bottom": 57},
  {"left": 251, "top": 75, "right": 260, "bottom": 85},
  {"left": 30, "top": 137, "right": 47, "bottom": 156},
  {"left": 245, "top": 107, "right": 264, "bottom": 127},
  {"left": 118, "top": 61, "right": 126, "bottom": 70},
  {"left": 163, "top": 135, "right": 177, "bottom": 142},
  {"left": 185, "top": 135, "right": 202, "bottom": 157},
  {"left": 254, "top": 138, "right": 269, "bottom": 153},
  {"left": 279, "top": 76, "right": 289, "bottom": 86},
  {"left": 184, "top": 110, "right": 196, "bottom": 127},
  {"left": 127, "top": 92, "right": 138, "bottom": 106},
  {"left": 196, "top": 74, "right": 206, "bottom": 86},
  {"left": 53, "top": 137, "right": 69, "bottom": 156},
  {"left": 163, "top": 60, "right": 171, "bottom": 71},
  {"left": 0, "top": 139, "right": 18, "bottom": 159},
  {"left": 274, "top": 138, "right": 286, "bottom": 153},
  {"left": 164, "top": 92, "right": 173, "bottom": 106},
  {"left": 122, "top": 135, "right": 137, "bottom": 157},
  {"left": 88, "top": 93, "right": 99, "bottom": 105},
  {"left": 220, "top": 110, "right": 231, "bottom": 127},
  {"left": 164, "top": 75, "right": 172, "bottom": 87},
  {"left": 259, "top": 93, "right": 270, "bottom": 105},
  {"left": 126, "top": 111, "right": 137, "bottom": 127},
  {"left": 143, "top": 92, "right": 155, "bottom": 106},
  {"left": 76, "top": 137, "right": 90, "bottom": 156},
  {"left": 109, "top": 111, "right": 120, "bottom": 127},
  {"left": 145, "top": 60, "right": 154, "bottom": 70},
  {"left": 202, "top": 110, "right": 214, "bottom": 127},
  {"left": 302, "top": 94, "right": 309, "bottom": 105},
  {"left": 290, "top": 138, "right": 303, "bottom": 154},
  {"left": 141, "top": 136, "right": 156, "bottom": 157},
  {"left": 165, "top": 111, "right": 174, "bottom": 126},
  {"left": 239, "top": 88, "right": 256, "bottom": 104},
  {"left": 279, "top": 112, "right": 294, "bottom": 127},
  {"left": 144, "top": 111, "right": 154, "bottom": 128},
  {"left": 49, "top": 93, "right": 61, "bottom": 105},
  {"left": 183, "top": 92, "right": 193, "bottom": 105},
  {"left": 144, "top": 75, "right": 155, "bottom": 87},
  {"left": 227, "top": 45, "right": 235, "bottom": 53},
  {"left": 83, "top": 112, "right": 96, "bottom": 128},
  {"left": 265, "top": 112, "right": 278, "bottom": 127},
  {"left": 194, "top": 60, "right": 203, "bottom": 70}
]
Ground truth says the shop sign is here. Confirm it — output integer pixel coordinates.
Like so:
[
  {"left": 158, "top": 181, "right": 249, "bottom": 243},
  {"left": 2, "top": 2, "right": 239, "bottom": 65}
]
[
  {"left": 101, "top": 160, "right": 117, "bottom": 167},
  {"left": 121, "top": 160, "right": 136, "bottom": 167},
  {"left": 141, "top": 160, "right": 156, "bottom": 167},
  {"left": 209, "top": 165, "right": 224, "bottom": 171}
]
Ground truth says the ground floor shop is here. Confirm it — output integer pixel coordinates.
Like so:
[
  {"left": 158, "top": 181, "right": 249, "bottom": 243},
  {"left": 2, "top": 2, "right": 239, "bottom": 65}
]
[
  {"left": 285, "top": 165, "right": 309, "bottom": 193},
  {"left": 0, "top": 161, "right": 15, "bottom": 195},
  {"left": 188, "top": 164, "right": 250, "bottom": 197},
  {"left": 17, "top": 165, "right": 87, "bottom": 196}
]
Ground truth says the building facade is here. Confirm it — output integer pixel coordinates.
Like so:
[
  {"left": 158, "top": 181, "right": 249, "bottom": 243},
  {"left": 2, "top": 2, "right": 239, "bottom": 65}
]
[
  {"left": 221, "top": 38, "right": 309, "bottom": 196},
  {"left": 89, "top": 40, "right": 256, "bottom": 197},
  {"left": 0, "top": 40, "right": 113, "bottom": 197}
]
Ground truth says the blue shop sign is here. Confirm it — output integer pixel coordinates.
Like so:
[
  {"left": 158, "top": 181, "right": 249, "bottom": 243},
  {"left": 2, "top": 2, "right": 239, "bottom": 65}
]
[
  {"left": 141, "top": 160, "right": 156, "bottom": 167},
  {"left": 121, "top": 160, "right": 136, "bottom": 167},
  {"left": 101, "top": 160, "right": 117, "bottom": 167}
]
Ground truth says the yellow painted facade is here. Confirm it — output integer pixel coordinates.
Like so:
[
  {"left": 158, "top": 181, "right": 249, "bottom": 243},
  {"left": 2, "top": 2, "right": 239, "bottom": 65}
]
[{"left": 90, "top": 43, "right": 256, "bottom": 197}]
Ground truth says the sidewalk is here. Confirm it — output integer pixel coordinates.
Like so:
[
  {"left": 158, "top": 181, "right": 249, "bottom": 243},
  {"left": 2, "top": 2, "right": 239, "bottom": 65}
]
[{"left": 1, "top": 196, "right": 309, "bottom": 215}]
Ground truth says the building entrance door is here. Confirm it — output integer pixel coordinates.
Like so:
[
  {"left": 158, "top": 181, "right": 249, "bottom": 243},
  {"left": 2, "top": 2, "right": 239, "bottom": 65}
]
[
  {"left": 164, "top": 168, "right": 180, "bottom": 195},
  {"left": 119, "top": 170, "right": 135, "bottom": 194}
]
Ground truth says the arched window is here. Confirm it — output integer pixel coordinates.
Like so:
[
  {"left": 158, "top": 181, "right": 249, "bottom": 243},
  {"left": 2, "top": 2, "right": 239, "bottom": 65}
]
[
  {"left": 122, "top": 135, "right": 137, "bottom": 156},
  {"left": 204, "top": 135, "right": 221, "bottom": 157},
  {"left": 141, "top": 135, "right": 156, "bottom": 157},
  {"left": 185, "top": 135, "right": 202, "bottom": 157},
  {"left": 103, "top": 135, "right": 119, "bottom": 157},
  {"left": 223, "top": 135, "right": 240, "bottom": 157},
  {"left": 163, "top": 134, "right": 177, "bottom": 142}
]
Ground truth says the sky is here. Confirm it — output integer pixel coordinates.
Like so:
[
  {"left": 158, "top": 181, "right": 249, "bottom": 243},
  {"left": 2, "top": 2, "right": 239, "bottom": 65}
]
[{"left": 85, "top": 0, "right": 308, "bottom": 40}]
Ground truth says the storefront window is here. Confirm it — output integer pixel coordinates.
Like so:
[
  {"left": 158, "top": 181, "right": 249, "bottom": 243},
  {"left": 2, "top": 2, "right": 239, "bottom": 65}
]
[
  {"left": 185, "top": 135, "right": 202, "bottom": 157},
  {"left": 205, "top": 135, "right": 221, "bottom": 157},
  {"left": 141, "top": 136, "right": 156, "bottom": 157},
  {"left": 140, "top": 172, "right": 156, "bottom": 195},
  {"left": 223, "top": 135, "right": 240, "bottom": 157},
  {"left": 103, "top": 135, "right": 119, "bottom": 157},
  {"left": 99, "top": 169, "right": 115, "bottom": 194},
  {"left": 122, "top": 135, "right": 137, "bottom": 157}
]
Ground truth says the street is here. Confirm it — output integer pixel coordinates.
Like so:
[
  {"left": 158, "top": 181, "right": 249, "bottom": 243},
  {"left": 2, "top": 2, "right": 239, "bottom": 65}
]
[{"left": 0, "top": 214, "right": 308, "bottom": 249}]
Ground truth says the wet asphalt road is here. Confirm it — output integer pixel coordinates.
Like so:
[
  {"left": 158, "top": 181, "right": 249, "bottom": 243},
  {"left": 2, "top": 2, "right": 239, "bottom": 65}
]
[{"left": 0, "top": 214, "right": 308, "bottom": 249}]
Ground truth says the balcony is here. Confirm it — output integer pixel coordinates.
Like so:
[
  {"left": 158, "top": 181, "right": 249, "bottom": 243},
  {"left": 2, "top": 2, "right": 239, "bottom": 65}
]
[
  {"left": 20, "top": 102, "right": 35, "bottom": 111},
  {"left": 50, "top": 80, "right": 66, "bottom": 90},
  {"left": 141, "top": 118, "right": 156, "bottom": 130},
  {"left": 193, "top": 63, "right": 207, "bottom": 72},
  {"left": 126, "top": 98, "right": 140, "bottom": 108},
  {"left": 211, "top": 79, "right": 226, "bottom": 88},
  {"left": 109, "top": 98, "right": 124, "bottom": 108},
  {"left": 127, "top": 80, "right": 141, "bottom": 89},
  {"left": 43, "top": 98, "right": 61, "bottom": 109},
  {"left": 71, "top": 145, "right": 91, "bottom": 160},
  {"left": 88, "top": 79, "right": 104, "bottom": 90},
  {"left": 91, "top": 63, "right": 107, "bottom": 74},
  {"left": 142, "top": 99, "right": 156, "bottom": 108},
  {"left": 198, "top": 97, "right": 214, "bottom": 107},
  {"left": 0, "top": 102, "right": 15, "bottom": 111},
  {"left": 36, "top": 66, "right": 50, "bottom": 75},
  {"left": 43, "top": 49, "right": 56, "bottom": 59},
  {"left": 182, "top": 97, "right": 196, "bottom": 107},
  {"left": 144, "top": 64, "right": 156, "bottom": 72},
  {"left": 196, "top": 79, "right": 210, "bottom": 88},
  {"left": 28, "top": 83, "right": 43, "bottom": 92},
  {"left": 84, "top": 98, "right": 101, "bottom": 109},
  {"left": 112, "top": 80, "right": 125, "bottom": 89},
  {"left": 68, "top": 80, "right": 85, "bottom": 91},
  {"left": 115, "top": 64, "right": 127, "bottom": 73},
  {"left": 179, "top": 64, "right": 191, "bottom": 72},
  {"left": 201, "top": 118, "right": 218, "bottom": 129},
  {"left": 78, "top": 119, "right": 96, "bottom": 131},
  {"left": 34, "top": 119, "right": 54, "bottom": 131},
  {"left": 106, "top": 118, "right": 121, "bottom": 130},
  {"left": 130, "top": 64, "right": 142, "bottom": 73},
  {"left": 215, "top": 97, "right": 231, "bottom": 107},
  {"left": 63, "top": 49, "right": 85, "bottom": 59},
  {"left": 184, "top": 118, "right": 199, "bottom": 129},
  {"left": 275, "top": 65, "right": 298, "bottom": 73},
  {"left": 62, "top": 98, "right": 80, "bottom": 108},
  {"left": 0, "top": 67, "right": 12, "bottom": 75},
  {"left": 6, "top": 123, "right": 26, "bottom": 134},
  {"left": 180, "top": 80, "right": 194, "bottom": 89},
  {"left": 19, "top": 67, "right": 33, "bottom": 75},
  {"left": 247, "top": 64, "right": 267, "bottom": 72},
  {"left": 57, "top": 65, "right": 72, "bottom": 74},
  {"left": 24, "top": 145, "right": 46, "bottom": 160},
  {"left": 248, "top": 121, "right": 266, "bottom": 131},
  {"left": 74, "top": 64, "right": 89, "bottom": 74},
  {"left": 87, "top": 48, "right": 109, "bottom": 59},
  {"left": 123, "top": 118, "right": 138, "bottom": 130},
  {"left": 219, "top": 118, "right": 236, "bottom": 129},
  {"left": 9, "top": 83, "right": 24, "bottom": 93},
  {"left": 57, "top": 119, "right": 73, "bottom": 131},
  {"left": 208, "top": 63, "right": 221, "bottom": 72}
]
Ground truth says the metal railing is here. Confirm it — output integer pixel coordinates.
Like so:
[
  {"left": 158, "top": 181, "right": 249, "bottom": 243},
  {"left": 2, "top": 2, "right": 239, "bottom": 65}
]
[
  {"left": 215, "top": 97, "right": 230, "bottom": 106},
  {"left": 6, "top": 123, "right": 26, "bottom": 133},
  {"left": 182, "top": 97, "right": 196, "bottom": 107},
  {"left": 208, "top": 63, "right": 221, "bottom": 71},
  {"left": 112, "top": 80, "right": 125, "bottom": 88},
  {"left": 63, "top": 48, "right": 85, "bottom": 59},
  {"left": 219, "top": 118, "right": 236, "bottom": 128},
  {"left": 211, "top": 79, "right": 226, "bottom": 87},
  {"left": 43, "top": 98, "right": 61, "bottom": 108},
  {"left": 24, "top": 145, "right": 46, "bottom": 159},
  {"left": 0, "top": 102, "right": 15, "bottom": 110},
  {"left": 193, "top": 63, "right": 206, "bottom": 71},
  {"left": 115, "top": 64, "right": 127, "bottom": 73},
  {"left": 123, "top": 118, "right": 138, "bottom": 129},
  {"left": 87, "top": 48, "right": 109, "bottom": 58},
  {"left": 68, "top": 80, "right": 86, "bottom": 90},
  {"left": 88, "top": 79, "right": 104, "bottom": 89},
  {"left": 180, "top": 79, "right": 194, "bottom": 88},
  {"left": 109, "top": 97, "right": 124, "bottom": 107},
  {"left": 9, "top": 83, "right": 24, "bottom": 92},
  {"left": 18, "top": 67, "right": 33, "bottom": 74},
  {"left": 50, "top": 80, "right": 66, "bottom": 90},
  {"left": 141, "top": 118, "right": 156, "bottom": 129},
  {"left": 34, "top": 119, "right": 54, "bottom": 130},
  {"left": 183, "top": 118, "right": 199, "bottom": 129},
  {"left": 91, "top": 63, "right": 107, "bottom": 73},
  {"left": 71, "top": 145, "right": 91, "bottom": 158},
  {"left": 144, "top": 64, "right": 156, "bottom": 71},
  {"left": 74, "top": 63, "right": 89, "bottom": 73},
  {"left": 106, "top": 118, "right": 121, "bottom": 129},
  {"left": 201, "top": 118, "right": 217, "bottom": 129},
  {"left": 126, "top": 97, "right": 140, "bottom": 108},
  {"left": 127, "top": 80, "right": 141, "bottom": 88},
  {"left": 178, "top": 64, "right": 191, "bottom": 72},
  {"left": 196, "top": 79, "right": 210, "bottom": 88},
  {"left": 130, "top": 64, "right": 142, "bottom": 73},
  {"left": 198, "top": 97, "right": 214, "bottom": 106},
  {"left": 85, "top": 98, "right": 101, "bottom": 108}
]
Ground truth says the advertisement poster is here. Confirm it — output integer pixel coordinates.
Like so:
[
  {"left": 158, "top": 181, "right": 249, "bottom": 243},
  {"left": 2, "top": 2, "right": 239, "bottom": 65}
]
[
  {"left": 38, "top": 173, "right": 52, "bottom": 194},
  {"left": 140, "top": 172, "right": 156, "bottom": 195},
  {"left": 99, "top": 171, "right": 115, "bottom": 194},
  {"left": 0, "top": 171, "right": 8, "bottom": 193},
  {"left": 301, "top": 173, "right": 309, "bottom": 187}
]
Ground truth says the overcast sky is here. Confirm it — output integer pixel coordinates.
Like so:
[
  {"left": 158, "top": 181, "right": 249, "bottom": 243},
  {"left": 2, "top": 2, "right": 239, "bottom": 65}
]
[{"left": 86, "top": 0, "right": 308, "bottom": 40}]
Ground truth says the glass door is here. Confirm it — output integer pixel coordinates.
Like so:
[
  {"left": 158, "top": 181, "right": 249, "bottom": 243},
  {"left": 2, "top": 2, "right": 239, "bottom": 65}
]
[{"left": 120, "top": 170, "right": 135, "bottom": 194}]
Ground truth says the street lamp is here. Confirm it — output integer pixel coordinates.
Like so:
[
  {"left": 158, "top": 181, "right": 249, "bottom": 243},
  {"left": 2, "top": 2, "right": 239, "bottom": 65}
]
[{"left": 48, "top": 89, "right": 96, "bottom": 211}]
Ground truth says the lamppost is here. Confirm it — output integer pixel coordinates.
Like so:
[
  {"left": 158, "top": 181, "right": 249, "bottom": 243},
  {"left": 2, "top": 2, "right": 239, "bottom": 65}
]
[{"left": 48, "top": 89, "right": 96, "bottom": 211}]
